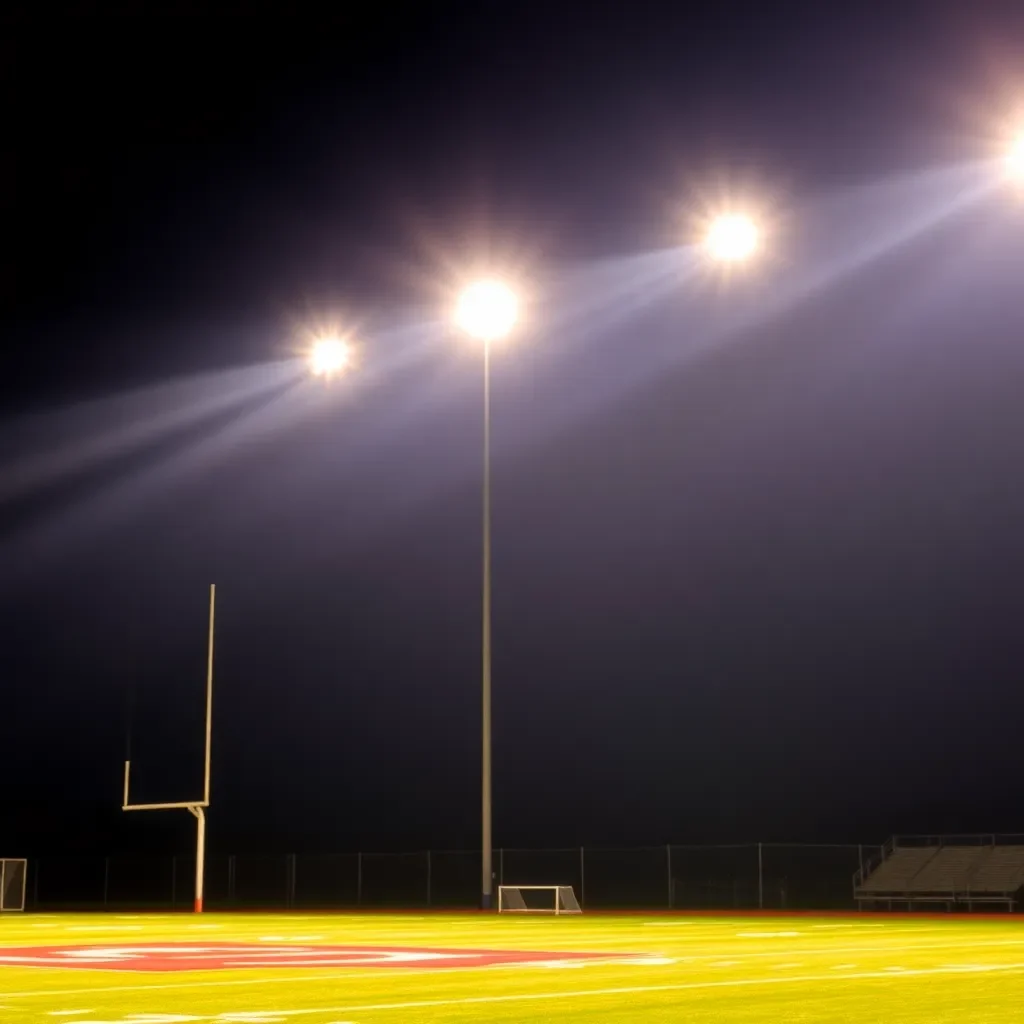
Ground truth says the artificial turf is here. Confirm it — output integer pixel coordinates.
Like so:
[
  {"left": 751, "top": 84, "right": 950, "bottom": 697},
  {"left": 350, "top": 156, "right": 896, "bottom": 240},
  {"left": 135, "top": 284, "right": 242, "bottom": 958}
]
[{"left": 1, "top": 911, "right": 1023, "bottom": 1022}]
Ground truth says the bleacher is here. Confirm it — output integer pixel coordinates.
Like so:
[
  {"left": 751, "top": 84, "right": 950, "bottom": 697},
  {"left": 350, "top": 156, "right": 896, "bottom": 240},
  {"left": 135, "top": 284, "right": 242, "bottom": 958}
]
[
  {"left": 906, "top": 846, "right": 983, "bottom": 896},
  {"left": 855, "top": 846, "right": 938, "bottom": 896},
  {"left": 855, "top": 837, "right": 1024, "bottom": 911},
  {"left": 965, "top": 846, "right": 1024, "bottom": 906}
]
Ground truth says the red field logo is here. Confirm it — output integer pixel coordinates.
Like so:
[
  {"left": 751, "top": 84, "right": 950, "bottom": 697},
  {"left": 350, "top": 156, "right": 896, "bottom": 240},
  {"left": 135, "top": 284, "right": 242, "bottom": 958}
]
[{"left": 0, "top": 943, "right": 631, "bottom": 973}]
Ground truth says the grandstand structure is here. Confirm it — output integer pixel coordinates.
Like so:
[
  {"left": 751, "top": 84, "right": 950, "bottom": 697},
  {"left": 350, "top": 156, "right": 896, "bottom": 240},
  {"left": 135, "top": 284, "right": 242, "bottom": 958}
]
[{"left": 854, "top": 836, "right": 1024, "bottom": 911}]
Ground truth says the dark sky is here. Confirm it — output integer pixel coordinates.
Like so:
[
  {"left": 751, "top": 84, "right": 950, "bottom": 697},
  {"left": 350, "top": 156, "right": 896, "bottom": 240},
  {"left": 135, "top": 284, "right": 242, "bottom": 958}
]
[{"left": 3, "top": 1, "right": 1024, "bottom": 860}]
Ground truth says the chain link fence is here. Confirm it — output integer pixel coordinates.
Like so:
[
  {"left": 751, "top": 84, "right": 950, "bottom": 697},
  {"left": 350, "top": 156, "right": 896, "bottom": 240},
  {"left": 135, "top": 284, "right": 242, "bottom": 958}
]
[{"left": 26, "top": 842, "right": 876, "bottom": 911}]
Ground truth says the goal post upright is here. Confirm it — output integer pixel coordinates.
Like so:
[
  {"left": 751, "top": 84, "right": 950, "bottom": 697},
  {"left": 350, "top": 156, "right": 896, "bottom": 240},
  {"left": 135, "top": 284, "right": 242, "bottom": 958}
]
[{"left": 122, "top": 583, "right": 216, "bottom": 913}]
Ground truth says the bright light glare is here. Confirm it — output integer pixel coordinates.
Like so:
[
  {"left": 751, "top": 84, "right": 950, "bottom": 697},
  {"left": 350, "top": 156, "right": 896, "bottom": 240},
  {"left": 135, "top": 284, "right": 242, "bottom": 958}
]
[
  {"left": 705, "top": 214, "right": 760, "bottom": 262},
  {"left": 309, "top": 337, "right": 353, "bottom": 379},
  {"left": 1007, "top": 133, "right": 1024, "bottom": 180},
  {"left": 455, "top": 279, "right": 519, "bottom": 342}
]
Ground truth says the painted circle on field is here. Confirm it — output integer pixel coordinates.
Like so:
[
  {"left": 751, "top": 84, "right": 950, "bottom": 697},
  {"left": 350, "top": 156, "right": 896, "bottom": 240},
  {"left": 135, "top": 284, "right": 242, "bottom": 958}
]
[{"left": 0, "top": 943, "right": 637, "bottom": 973}]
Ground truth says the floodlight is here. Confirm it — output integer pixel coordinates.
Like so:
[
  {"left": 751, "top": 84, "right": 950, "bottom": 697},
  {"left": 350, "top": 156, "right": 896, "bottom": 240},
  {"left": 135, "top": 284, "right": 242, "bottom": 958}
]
[
  {"left": 309, "top": 337, "right": 353, "bottom": 379},
  {"left": 705, "top": 214, "right": 760, "bottom": 262},
  {"left": 1007, "top": 132, "right": 1024, "bottom": 180},
  {"left": 455, "top": 279, "right": 519, "bottom": 343}
]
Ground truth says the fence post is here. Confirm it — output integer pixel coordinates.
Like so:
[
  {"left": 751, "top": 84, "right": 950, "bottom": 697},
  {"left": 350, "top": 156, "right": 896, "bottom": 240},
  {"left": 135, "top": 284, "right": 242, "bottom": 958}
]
[
  {"left": 757, "top": 844, "right": 764, "bottom": 909},
  {"left": 666, "top": 845, "right": 672, "bottom": 909},
  {"left": 579, "top": 847, "right": 585, "bottom": 909},
  {"left": 356, "top": 852, "right": 363, "bottom": 906},
  {"left": 426, "top": 851, "right": 432, "bottom": 906},
  {"left": 103, "top": 856, "right": 110, "bottom": 907}
]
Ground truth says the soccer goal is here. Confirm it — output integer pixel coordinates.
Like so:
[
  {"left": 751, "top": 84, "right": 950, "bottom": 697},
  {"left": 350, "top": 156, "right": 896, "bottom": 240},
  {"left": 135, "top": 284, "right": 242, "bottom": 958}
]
[
  {"left": 0, "top": 859, "right": 28, "bottom": 912},
  {"left": 498, "top": 885, "right": 582, "bottom": 914}
]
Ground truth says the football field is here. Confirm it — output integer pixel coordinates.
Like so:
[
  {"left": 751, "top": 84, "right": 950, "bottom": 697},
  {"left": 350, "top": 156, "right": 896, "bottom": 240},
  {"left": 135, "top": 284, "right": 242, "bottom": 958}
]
[{"left": 1, "top": 912, "right": 1023, "bottom": 1022}]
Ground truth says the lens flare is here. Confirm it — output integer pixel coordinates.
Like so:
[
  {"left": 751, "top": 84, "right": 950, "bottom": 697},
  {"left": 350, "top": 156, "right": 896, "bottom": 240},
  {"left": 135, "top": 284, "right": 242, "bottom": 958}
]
[
  {"left": 704, "top": 214, "right": 760, "bottom": 262},
  {"left": 455, "top": 280, "right": 519, "bottom": 343},
  {"left": 308, "top": 337, "right": 353, "bottom": 379}
]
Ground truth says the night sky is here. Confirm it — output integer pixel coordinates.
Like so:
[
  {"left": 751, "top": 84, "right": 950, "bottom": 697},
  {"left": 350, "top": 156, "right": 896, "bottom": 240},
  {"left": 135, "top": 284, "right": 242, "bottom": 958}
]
[{"left": 3, "top": 1, "right": 1024, "bottom": 860}]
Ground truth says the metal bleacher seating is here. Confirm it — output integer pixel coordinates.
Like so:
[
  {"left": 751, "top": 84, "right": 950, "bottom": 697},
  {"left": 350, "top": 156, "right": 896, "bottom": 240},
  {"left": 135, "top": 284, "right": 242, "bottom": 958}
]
[
  {"left": 855, "top": 846, "right": 937, "bottom": 897},
  {"left": 964, "top": 846, "right": 1024, "bottom": 907},
  {"left": 906, "top": 846, "right": 984, "bottom": 896},
  {"left": 855, "top": 838, "right": 1024, "bottom": 911}
]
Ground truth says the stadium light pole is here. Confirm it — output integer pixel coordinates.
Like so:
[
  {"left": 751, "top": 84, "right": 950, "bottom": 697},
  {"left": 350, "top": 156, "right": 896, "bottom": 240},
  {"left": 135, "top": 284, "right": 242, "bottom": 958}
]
[{"left": 454, "top": 278, "right": 519, "bottom": 910}]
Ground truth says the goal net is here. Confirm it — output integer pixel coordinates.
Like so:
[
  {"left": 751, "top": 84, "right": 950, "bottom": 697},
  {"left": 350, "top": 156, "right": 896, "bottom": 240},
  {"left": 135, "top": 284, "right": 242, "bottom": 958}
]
[
  {"left": 498, "top": 885, "right": 582, "bottom": 914},
  {"left": 0, "top": 859, "right": 27, "bottom": 912}
]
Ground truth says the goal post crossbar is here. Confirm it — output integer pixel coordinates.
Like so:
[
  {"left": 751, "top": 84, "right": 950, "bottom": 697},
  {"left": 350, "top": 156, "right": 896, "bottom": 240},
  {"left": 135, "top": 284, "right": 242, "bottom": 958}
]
[
  {"left": 122, "top": 760, "right": 208, "bottom": 812},
  {"left": 497, "top": 884, "right": 582, "bottom": 914}
]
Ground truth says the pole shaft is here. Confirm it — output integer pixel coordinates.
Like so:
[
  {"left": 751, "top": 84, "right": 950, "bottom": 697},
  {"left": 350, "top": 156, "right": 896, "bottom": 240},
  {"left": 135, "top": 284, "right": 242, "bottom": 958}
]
[
  {"left": 204, "top": 584, "right": 215, "bottom": 805},
  {"left": 481, "top": 342, "right": 493, "bottom": 908},
  {"left": 194, "top": 806, "right": 206, "bottom": 913},
  {"left": 758, "top": 842, "right": 764, "bottom": 910},
  {"left": 667, "top": 844, "right": 672, "bottom": 908}
]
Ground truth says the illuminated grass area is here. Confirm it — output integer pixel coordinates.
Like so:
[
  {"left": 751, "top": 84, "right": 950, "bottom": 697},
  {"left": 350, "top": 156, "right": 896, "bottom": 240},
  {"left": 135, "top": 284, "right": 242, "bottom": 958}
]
[{"left": 2, "top": 912, "right": 1023, "bottom": 1022}]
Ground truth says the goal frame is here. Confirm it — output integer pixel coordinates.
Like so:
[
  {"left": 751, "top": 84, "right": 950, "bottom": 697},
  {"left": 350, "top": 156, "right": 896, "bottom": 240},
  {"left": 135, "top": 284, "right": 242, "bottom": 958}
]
[
  {"left": 497, "top": 884, "right": 582, "bottom": 915},
  {"left": 0, "top": 858, "right": 28, "bottom": 912},
  {"left": 122, "top": 584, "right": 216, "bottom": 913}
]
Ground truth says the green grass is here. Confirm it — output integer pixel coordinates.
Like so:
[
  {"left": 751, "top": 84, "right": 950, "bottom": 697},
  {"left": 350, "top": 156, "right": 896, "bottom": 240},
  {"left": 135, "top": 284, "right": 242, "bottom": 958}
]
[{"left": 2, "top": 911, "right": 1023, "bottom": 1022}]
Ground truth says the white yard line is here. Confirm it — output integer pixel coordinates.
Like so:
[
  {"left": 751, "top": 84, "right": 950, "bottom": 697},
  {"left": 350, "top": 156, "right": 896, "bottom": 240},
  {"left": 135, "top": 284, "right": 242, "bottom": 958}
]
[
  {"left": 30, "top": 961, "right": 1024, "bottom": 1022},
  {"left": 199, "top": 961, "right": 1024, "bottom": 1016}
]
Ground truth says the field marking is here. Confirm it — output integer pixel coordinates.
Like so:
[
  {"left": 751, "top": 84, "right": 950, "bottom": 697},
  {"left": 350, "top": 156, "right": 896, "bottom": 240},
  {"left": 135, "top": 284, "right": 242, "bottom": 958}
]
[
  {"left": 7, "top": 935, "right": 1024, "bottom": 1001},
  {"left": 218, "top": 961, "right": 1024, "bottom": 1016},
  {"left": 124, "top": 1016, "right": 203, "bottom": 1022},
  {"left": 68, "top": 926, "right": 145, "bottom": 933},
  {"left": 79, "top": 960, "right": 1024, "bottom": 1021}
]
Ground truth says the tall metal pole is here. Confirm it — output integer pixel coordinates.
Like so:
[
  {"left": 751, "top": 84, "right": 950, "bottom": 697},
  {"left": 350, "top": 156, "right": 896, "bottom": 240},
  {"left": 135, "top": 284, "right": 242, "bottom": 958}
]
[
  {"left": 204, "top": 585, "right": 216, "bottom": 801},
  {"left": 481, "top": 341, "right": 493, "bottom": 909},
  {"left": 191, "top": 805, "right": 206, "bottom": 913},
  {"left": 194, "top": 583, "right": 216, "bottom": 914}
]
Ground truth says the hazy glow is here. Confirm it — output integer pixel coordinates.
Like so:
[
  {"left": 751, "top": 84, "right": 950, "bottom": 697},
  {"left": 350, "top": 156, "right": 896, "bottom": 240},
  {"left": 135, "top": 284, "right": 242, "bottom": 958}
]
[
  {"left": 454, "top": 279, "right": 519, "bottom": 342},
  {"left": 309, "top": 337, "right": 353, "bottom": 378},
  {"left": 705, "top": 214, "right": 760, "bottom": 262},
  {"left": 1007, "top": 132, "right": 1024, "bottom": 179}
]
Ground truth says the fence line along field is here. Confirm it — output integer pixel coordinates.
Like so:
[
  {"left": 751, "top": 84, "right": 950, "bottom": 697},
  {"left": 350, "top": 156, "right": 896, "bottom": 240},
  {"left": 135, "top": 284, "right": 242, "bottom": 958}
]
[{"left": 2, "top": 911, "right": 1024, "bottom": 1022}]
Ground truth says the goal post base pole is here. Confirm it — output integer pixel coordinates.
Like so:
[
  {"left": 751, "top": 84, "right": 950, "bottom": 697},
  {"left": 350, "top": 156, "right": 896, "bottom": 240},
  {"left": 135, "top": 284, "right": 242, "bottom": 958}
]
[{"left": 188, "top": 805, "right": 207, "bottom": 915}]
